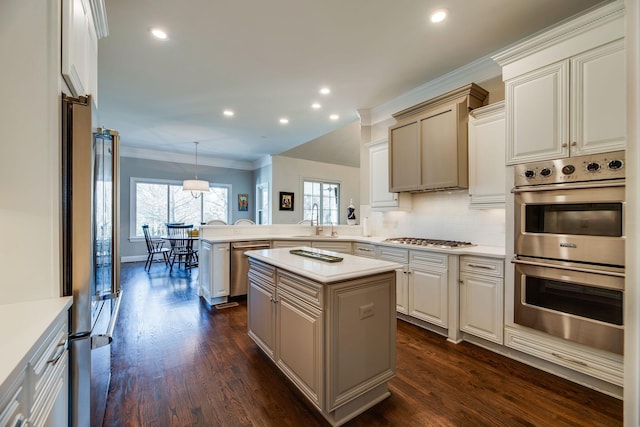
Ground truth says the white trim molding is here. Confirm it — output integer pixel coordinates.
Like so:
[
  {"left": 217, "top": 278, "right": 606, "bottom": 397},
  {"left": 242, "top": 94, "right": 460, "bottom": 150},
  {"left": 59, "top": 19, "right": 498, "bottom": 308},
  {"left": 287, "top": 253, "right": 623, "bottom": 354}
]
[{"left": 120, "top": 145, "right": 255, "bottom": 170}]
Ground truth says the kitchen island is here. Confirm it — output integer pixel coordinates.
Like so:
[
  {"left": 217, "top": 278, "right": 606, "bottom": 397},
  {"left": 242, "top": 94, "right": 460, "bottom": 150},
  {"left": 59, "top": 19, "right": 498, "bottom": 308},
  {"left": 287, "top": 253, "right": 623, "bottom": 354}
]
[{"left": 245, "top": 247, "right": 400, "bottom": 426}]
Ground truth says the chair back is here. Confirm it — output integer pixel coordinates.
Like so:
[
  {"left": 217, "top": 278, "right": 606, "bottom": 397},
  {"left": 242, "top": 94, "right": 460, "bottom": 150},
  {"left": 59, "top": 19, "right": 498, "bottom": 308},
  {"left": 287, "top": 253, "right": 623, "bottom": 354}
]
[
  {"left": 166, "top": 224, "right": 194, "bottom": 252},
  {"left": 142, "top": 225, "right": 155, "bottom": 252},
  {"left": 207, "top": 219, "right": 227, "bottom": 225},
  {"left": 234, "top": 219, "right": 255, "bottom": 225}
]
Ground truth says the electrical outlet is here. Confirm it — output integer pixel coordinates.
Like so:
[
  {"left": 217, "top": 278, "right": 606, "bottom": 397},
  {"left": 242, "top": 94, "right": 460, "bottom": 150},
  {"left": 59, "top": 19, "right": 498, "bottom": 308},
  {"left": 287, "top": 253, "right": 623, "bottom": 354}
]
[{"left": 359, "top": 303, "right": 374, "bottom": 320}]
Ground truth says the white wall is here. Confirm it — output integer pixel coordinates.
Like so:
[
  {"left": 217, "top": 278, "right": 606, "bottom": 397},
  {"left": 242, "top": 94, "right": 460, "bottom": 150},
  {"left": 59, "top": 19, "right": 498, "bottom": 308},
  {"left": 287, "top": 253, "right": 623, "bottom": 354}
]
[
  {"left": 0, "top": 0, "right": 62, "bottom": 304},
  {"left": 271, "top": 155, "right": 360, "bottom": 225}
]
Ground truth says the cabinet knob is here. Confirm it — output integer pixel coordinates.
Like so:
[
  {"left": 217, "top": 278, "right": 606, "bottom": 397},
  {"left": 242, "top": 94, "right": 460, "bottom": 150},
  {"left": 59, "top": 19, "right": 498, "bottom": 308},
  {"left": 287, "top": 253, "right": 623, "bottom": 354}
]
[
  {"left": 571, "top": 141, "right": 577, "bottom": 146},
  {"left": 561, "top": 142, "right": 568, "bottom": 148},
  {"left": 459, "top": 280, "right": 464, "bottom": 285}
]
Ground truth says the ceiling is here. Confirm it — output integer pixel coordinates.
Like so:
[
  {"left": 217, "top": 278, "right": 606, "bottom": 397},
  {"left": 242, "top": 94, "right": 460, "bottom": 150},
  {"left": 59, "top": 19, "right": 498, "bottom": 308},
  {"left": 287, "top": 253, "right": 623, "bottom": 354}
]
[{"left": 97, "top": 0, "right": 607, "bottom": 167}]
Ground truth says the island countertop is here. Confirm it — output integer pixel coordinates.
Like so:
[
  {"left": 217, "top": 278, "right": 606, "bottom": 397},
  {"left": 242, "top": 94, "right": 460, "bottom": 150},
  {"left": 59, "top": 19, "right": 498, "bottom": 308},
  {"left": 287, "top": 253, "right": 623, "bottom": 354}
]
[{"left": 245, "top": 246, "right": 402, "bottom": 283}]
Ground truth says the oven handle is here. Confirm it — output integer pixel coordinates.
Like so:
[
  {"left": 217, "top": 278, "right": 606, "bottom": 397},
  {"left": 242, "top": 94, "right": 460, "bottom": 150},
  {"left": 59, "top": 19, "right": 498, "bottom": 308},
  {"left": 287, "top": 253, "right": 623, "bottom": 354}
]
[
  {"left": 511, "top": 257, "right": 625, "bottom": 278},
  {"left": 511, "top": 179, "right": 625, "bottom": 193}
]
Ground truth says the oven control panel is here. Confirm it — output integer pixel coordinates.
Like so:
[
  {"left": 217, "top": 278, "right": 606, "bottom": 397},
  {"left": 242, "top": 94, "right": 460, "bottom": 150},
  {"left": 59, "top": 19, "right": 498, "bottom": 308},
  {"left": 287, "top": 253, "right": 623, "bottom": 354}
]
[{"left": 514, "top": 151, "right": 625, "bottom": 186}]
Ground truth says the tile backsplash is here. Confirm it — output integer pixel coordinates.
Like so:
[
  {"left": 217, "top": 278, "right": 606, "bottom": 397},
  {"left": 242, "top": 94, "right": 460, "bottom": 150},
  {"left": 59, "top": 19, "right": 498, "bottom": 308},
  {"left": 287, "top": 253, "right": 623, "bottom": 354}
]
[{"left": 362, "top": 190, "right": 506, "bottom": 247}]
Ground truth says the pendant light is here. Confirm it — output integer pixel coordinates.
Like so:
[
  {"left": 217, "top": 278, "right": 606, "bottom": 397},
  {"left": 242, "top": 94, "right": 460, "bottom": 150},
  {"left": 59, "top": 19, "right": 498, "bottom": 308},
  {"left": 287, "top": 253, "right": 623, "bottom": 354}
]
[{"left": 183, "top": 141, "right": 209, "bottom": 198}]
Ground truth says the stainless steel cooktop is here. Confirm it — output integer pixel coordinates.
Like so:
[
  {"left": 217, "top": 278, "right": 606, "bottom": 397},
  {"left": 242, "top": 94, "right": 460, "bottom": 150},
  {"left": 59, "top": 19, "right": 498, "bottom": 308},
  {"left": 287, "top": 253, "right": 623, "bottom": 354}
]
[{"left": 383, "top": 237, "right": 476, "bottom": 248}]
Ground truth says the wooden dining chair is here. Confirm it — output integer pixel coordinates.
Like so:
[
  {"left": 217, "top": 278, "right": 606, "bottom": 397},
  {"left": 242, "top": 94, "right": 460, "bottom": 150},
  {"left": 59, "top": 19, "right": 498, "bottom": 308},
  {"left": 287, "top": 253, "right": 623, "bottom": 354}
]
[
  {"left": 142, "top": 224, "right": 170, "bottom": 271},
  {"left": 166, "top": 224, "right": 198, "bottom": 272}
]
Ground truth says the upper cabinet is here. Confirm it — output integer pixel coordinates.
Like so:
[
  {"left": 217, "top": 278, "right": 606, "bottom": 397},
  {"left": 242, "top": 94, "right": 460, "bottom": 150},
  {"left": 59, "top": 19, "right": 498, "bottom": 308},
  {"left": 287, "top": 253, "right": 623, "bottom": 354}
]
[
  {"left": 388, "top": 83, "right": 488, "bottom": 192},
  {"left": 493, "top": 1, "right": 625, "bottom": 164},
  {"left": 368, "top": 139, "right": 411, "bottom": 210},
  {"left": 468, "top": 102, "right": 506, "bottom": 208},
  {"left": 62, "top": 0, "right": 108, "bottom": 106}
]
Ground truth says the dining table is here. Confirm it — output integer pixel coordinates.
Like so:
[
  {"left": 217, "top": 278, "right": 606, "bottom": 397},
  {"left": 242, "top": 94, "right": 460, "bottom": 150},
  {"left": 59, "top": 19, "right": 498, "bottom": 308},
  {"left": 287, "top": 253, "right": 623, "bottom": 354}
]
[{"left": 161, "top": 234, "right": 200, "bottom": 271}]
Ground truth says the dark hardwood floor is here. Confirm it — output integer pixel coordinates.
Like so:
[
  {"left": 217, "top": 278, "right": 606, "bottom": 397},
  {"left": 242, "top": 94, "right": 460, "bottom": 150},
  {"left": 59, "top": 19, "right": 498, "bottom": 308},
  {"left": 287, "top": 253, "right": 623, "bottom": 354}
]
[{"left": 103, "top": 262, "right": 622, "bottom": 426}]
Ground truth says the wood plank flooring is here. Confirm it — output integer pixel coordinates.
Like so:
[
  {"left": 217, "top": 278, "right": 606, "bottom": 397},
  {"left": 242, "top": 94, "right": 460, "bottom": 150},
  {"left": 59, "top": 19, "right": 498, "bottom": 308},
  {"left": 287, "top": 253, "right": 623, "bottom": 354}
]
[{"left": 103, "top": 263, "right": 622, "bottom": 426}]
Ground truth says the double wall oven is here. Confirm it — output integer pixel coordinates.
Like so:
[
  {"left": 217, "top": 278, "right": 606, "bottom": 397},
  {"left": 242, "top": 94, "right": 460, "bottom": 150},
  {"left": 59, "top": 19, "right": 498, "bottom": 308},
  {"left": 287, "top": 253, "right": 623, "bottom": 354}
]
[{"left": 512, "top": 151, "right": 625, "bottom": 355}]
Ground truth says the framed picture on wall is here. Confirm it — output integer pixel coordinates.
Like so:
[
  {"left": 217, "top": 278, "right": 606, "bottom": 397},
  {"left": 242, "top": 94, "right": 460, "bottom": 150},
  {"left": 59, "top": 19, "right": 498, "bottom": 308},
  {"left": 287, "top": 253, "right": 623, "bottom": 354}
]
[
  {"left": 279, "top": 192, "right": 294, "bottom": 211},
  {"left": 238, "top": 194, "right": 249, "bottom": 211}
]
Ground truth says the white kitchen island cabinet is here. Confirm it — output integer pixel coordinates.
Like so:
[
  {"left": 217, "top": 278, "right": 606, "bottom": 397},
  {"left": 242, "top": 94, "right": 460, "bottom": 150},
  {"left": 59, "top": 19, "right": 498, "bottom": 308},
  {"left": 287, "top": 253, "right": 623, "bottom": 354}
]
[
  {"left": 246, "top": 247, "right": 399, "bottom": 427},
  {"left": 199, "top": 240, "right": 230, "bottom": 305}
]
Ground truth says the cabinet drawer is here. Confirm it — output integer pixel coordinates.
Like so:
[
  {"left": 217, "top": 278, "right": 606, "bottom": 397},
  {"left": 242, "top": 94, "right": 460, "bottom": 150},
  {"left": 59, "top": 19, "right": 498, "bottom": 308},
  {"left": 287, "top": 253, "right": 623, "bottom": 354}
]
[
  {"left": 353, "top": 243, "right": 376, "bottom": 258},
  {"left": 278, "top": 271, "right": 323, "bottom": 310},
  {"left": 29, "top": 318, "right": 68, "bottom": 402},
  {"left": 409, "top": 250, "right": 447, "bottom": 269},
  {"left": 272, "top": 240, "right": 311, "bottom": 249},
  {"left": 0, "top": 372, "right": 26, "bottom": 427},
  {"left": 376, "top": 246, "right": 408, "bottom": 263},
  {"left": 248, "top": 259, "right": 276, "bottom": 285},
  {"left": 311, "top": 241, "right": 352, "bottom": 254},
  {"left": 460, "top": 256, "right": 504, "bottom": 278},
  {"left": 505, "top": 327, "right": 623, "bottom": 386}
]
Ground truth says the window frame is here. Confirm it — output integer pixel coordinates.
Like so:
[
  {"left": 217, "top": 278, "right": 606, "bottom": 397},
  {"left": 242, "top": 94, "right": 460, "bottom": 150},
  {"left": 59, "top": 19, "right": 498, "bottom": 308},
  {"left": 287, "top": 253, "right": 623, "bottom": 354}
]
[
  {"left": 301, "top": 178, "right": 341, "bottom": 225},
  {"left": 129, "top": 177, "right": 231, "bottom": 240}
]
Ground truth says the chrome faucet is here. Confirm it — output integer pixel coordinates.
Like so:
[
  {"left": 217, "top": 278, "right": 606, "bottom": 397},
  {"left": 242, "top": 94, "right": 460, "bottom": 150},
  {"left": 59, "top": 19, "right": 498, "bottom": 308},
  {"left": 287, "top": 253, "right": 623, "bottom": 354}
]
[{"left": 311, "top": 202, "right": 323, "bottom": 235}]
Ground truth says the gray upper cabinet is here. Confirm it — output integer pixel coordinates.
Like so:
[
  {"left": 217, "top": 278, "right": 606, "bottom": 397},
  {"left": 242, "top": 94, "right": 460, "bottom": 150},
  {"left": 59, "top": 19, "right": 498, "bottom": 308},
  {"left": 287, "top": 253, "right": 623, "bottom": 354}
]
[{"left": 389, "top": 83, "right": 488, "bottom": 193}]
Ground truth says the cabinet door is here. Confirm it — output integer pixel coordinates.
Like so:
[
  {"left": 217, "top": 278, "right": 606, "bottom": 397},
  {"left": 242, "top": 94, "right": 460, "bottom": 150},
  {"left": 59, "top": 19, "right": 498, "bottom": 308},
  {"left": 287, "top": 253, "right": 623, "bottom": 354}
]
[
  {"left": 198, "top": 241, "right": 212, "bottom": 300},
  {"left": 212, "top": 243, "right": 230, "bottom": 297},
  {"left": 468, "top": 103, "right": 506, "bottom": 208},
  {"left": 389, "top": 121, "right": 420, "bottom": 192},
  {"left": 248, "top": 278, "right": 276, "bottom": 359},
  {"left": 369, "top": 141, "right": 398, "bottom": 208},
  {"left": 62, "top": 0, "right": 90, "bottom": 96},
  {"left": 570, "top": 40, "right": 626, "bottom": 155},
  {"left": 506, "top": 61, "right": 570, "bottom": 164},
  {"left": 419, "top": 105, "right": 459, "bottom": 189},
  {"left": 459, "top": 272, "right": 503, "bottom": 344},
  {"left": 409, "top": 266, "right": 448, "bottom": 328},
  {"left": 276, "top": 291, "right": 323, "bottom": 409},
  {"left": 395, "top": 268, "right": 409, "bottom": 314}
]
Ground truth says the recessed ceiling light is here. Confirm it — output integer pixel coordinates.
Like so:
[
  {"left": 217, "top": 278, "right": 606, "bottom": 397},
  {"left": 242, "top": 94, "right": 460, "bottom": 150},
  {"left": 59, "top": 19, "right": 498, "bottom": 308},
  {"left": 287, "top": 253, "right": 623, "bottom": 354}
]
[
  {"left": 430, "top": 9, "right": 448, "bottom": 23},
  {"left": 311, "top": 103, "right": 322, "bottom": 109},
  {"left": 151, "top": 28, "right": 168, "bottom": 40},
  {"left": 279, "top": 118, "right": 289, "bottom": 124},
  {"left": 223, "top": 109, "right": 234, "bottom": 117},
  {"left": 319, "top": 87, "right": 331, "bottom": 95},
  {"left": 329, "top": 114, "right": 339, "bottom": 121}
]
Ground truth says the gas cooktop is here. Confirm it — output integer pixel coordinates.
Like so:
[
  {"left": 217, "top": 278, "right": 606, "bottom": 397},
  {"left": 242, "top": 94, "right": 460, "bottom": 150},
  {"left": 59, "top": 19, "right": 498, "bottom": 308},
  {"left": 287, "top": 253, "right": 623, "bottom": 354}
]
[{"left": 383, "top": 237, "right": 476, "bottom": 248}]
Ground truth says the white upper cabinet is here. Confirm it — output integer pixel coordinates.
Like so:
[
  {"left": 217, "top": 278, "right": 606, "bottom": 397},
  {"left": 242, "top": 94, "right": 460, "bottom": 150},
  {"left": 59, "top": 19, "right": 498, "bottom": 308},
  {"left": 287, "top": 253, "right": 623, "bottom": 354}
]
[
  {"left": 62, "top": 0, "right": 107, "bottom": 106},
  {"left": 493, "top": 1, "right": 625, "bottom": 164},
  {"left": 368, "top": 139, "right": 411, "bottom": 210},
  {"left": 468, "top": 102, "right": 506, "bottom": 208}
]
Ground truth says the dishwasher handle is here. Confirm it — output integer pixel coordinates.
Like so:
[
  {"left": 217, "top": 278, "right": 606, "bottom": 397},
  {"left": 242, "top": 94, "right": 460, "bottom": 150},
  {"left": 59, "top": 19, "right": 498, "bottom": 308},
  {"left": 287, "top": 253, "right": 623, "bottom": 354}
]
[{"left": 232, "top": 242, "right": 271, "bottom": 250}]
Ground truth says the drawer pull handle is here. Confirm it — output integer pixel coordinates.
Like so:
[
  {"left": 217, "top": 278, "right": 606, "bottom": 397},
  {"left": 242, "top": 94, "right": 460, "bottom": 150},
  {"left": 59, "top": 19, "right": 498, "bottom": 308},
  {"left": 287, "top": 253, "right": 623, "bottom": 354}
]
[
  {"left": 551, "top": 352, "right": 588, "bottom": 367},
  {"left": 357, "top": 248, "right": 373, "bottom": 252},
  {"left": 467, "top": 263, "right": 495, "bottom": 270},
  {"left": 47, "top": 338, "right": 69, "bottom": 365}
]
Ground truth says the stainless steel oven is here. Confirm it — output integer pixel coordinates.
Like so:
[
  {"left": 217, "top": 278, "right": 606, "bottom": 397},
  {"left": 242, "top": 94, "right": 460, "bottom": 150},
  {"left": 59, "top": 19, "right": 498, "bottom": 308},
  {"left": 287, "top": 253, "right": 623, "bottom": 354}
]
[{"left": 512, "top": 151, "right": 625, "bottom": 354}]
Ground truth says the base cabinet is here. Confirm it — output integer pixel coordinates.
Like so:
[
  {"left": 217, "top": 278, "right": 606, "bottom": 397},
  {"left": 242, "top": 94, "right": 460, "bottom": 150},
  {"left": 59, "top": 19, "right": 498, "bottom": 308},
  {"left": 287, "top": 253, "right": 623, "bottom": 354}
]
[
  {"left": 247, "top": 258, "right": 396, "bottom": 426},
  {"left": 376, "top": 246, "right": 409, "bottom": 314},
  {"left": 459, "top": 256, "right": 504, "bottom": 344},
  {"left": 199, "top": 241, "right": 230, "bottom": 304},
  {"left": 408, "top": 251, "right": 448, "bottom": 328},
  {"left": 1, "top": 306, "right": 69, "bottom": 427}
]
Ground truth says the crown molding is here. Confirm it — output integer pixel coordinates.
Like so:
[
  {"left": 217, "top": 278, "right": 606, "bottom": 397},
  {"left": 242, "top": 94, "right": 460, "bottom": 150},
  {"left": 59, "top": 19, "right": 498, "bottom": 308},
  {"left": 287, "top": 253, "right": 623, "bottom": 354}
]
[
  {"left": 492, "top": 0, "right": 623, "bottom": 67},
  {"left": 364, "top": 54, "right": 500, "bottom": 126},
  {"left": 252, "top": 155, "right": 273, "bottom": 170},
  {"left": 119, "top": 146, "right": 255, "bottom": 170}
]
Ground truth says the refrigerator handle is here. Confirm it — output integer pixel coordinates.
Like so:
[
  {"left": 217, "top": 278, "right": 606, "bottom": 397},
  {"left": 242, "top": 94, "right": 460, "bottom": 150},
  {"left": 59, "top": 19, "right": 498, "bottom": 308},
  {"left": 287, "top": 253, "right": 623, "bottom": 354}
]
[{"left": 92, "top": 290, "right": 123, "bottom": 350}]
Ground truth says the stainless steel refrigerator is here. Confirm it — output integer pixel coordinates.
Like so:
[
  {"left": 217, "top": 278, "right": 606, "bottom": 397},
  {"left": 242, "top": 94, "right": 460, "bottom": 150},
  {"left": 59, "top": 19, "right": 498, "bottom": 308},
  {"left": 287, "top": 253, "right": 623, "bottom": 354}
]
[{"left": 61, "top": 94, "right": 122, "bottom": 427}]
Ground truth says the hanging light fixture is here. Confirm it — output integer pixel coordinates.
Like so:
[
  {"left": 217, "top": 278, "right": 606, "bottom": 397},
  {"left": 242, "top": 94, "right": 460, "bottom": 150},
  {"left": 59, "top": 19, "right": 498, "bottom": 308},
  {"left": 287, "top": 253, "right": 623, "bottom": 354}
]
[{"left": 183, "top": 141, "right": 210, "bottom": 198}]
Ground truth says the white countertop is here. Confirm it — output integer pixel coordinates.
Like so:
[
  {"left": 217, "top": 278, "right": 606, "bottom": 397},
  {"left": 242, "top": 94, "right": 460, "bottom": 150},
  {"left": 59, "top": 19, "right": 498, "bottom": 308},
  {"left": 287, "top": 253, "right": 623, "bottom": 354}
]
[
  {"left": 245, "top": 247, "right": 403, "bottom": 283},
  {"left": 0, "top": 297, "right": 72, "bottom": 387},
  {"left": 201, "top": 232, "right": 506, "bottom": 258}
]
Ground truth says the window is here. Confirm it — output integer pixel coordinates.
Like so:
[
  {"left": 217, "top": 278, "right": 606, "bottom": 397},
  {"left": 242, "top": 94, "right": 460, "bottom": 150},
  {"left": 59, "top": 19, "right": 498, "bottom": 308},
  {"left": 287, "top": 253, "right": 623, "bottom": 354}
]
[
  {"left": 131, "top": 178, "right": 230, "bottom": 237},
  {"left": 302, "top": 180, "right": 339, "bottom": 225}
]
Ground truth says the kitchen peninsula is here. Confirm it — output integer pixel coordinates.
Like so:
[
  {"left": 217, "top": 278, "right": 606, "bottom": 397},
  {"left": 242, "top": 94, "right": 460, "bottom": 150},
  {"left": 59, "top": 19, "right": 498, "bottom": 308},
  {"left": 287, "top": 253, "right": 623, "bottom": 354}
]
[{"left": 245, "top": 247, "right": 400, "bottom": 426}]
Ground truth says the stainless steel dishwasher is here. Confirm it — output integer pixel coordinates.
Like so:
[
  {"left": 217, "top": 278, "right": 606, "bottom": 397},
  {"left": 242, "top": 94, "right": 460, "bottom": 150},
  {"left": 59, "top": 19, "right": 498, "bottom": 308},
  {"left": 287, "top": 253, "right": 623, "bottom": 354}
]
[{"left": 230, "top": 241, "right": 271, "bottom": 296}]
